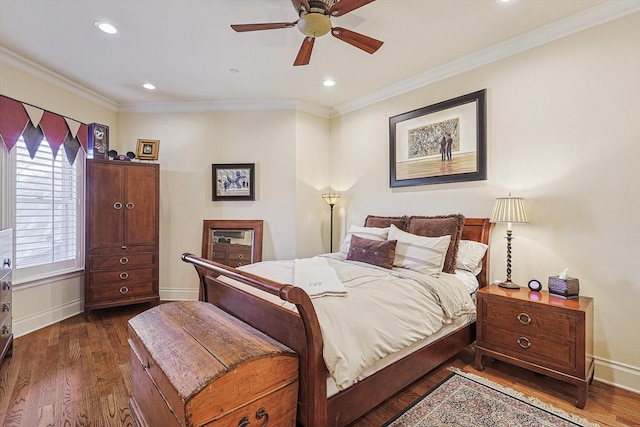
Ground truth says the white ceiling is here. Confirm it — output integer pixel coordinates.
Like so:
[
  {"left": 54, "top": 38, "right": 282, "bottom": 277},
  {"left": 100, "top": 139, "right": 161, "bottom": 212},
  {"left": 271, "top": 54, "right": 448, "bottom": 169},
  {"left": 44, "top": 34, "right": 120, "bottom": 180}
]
[{"left": 1, "top": 0, "right": 638, "bottom": 115}]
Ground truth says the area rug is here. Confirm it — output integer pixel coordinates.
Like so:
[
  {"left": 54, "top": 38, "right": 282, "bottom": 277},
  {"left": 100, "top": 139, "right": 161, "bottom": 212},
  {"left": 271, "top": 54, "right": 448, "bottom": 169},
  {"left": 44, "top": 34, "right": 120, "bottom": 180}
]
[{"left": 383, "top": 368, "right": 600, "bottom": 427}]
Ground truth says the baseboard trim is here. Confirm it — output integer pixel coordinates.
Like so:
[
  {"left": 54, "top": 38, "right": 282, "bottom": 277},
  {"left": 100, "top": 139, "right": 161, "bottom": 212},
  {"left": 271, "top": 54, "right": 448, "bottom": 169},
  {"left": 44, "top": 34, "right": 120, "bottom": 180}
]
[
  {"left": 594, "top": 356, "right": 640, "bottom": 395},
  {"left": 159, "top": 288, "right": 199, "bottom": 302},
  {"left": 13, "top": 288, "right": 198, "bottom": 338},
  {"left": 13, "top": 299, "right": 83, "bottom": 338}
]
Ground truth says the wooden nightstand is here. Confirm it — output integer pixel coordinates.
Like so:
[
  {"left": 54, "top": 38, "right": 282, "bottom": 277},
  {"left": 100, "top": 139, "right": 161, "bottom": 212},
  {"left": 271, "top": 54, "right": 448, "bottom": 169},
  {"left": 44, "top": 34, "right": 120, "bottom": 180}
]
[{"left": 474, "top": 285, "right": 594, "bottom": 408}]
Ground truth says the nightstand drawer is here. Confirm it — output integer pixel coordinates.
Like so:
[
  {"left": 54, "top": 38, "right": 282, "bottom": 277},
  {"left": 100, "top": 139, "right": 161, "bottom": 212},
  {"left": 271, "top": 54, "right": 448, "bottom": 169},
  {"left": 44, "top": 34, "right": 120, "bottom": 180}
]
[
  {"left": 482, "top": 324, "right": 577, "bottom": 371},
  {"left": 481, "top": 298, "right": 576, "bottom": 341}
]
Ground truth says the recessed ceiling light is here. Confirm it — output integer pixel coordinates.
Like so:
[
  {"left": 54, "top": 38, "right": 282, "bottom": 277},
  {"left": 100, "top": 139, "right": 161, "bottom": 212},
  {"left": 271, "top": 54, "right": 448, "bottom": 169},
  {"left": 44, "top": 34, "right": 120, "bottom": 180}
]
[
  {"left": 323, "top": 79, "right": 336, "bottom": 87},
  {"left": 143, "top": 83, "right": 156, "bottom": 90},
  {"left": 95, "top": 21, "right": 118, "bottom": 34}
]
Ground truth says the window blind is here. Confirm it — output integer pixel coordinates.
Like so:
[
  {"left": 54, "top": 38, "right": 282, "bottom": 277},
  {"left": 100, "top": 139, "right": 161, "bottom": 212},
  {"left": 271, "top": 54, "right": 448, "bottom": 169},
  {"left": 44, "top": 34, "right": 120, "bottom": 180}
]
[{"left": 14, "top": 138, "right": 80, "bottom": 269}]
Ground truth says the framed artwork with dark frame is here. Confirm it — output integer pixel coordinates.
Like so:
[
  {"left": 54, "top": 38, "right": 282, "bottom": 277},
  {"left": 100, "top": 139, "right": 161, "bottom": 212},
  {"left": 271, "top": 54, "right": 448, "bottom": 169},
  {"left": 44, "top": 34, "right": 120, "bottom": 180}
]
[
  {"left": 389, "top": 89, "right": 487, "bottom": 187},
  {"left": 136, "top": 139, "right": 160, "bottom": 160},
  {"left": 212, "top": 163, "right": 255, "bottom": 201}
]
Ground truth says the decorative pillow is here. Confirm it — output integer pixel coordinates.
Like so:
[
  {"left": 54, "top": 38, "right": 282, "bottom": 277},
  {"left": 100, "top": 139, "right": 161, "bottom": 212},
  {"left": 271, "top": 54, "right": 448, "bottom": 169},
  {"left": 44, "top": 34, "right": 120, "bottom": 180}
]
[
  {"left": 364, "top": 215, "right": 408, "bottom": 231},
  {"left": 456, "top": 240, "right": 489, "bottom": 276},
  {"left": 406, "top": 214, "right": 465, "bottom": 274},
  {"left": 388, "top": 224, "right": 451, "bottom": 276},
  {"left": 346, "top": 235, "right": 397, "bottom": 269},
  {"left": 339, "top": 225, "right": 389, "bottom": 255}
]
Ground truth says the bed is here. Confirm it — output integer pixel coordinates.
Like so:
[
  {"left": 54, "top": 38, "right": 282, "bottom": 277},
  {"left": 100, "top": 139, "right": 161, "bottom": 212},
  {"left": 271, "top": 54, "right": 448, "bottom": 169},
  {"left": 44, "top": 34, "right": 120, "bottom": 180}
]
[{"left": 181, "top": 216, "right": 491, "bottom": 426}]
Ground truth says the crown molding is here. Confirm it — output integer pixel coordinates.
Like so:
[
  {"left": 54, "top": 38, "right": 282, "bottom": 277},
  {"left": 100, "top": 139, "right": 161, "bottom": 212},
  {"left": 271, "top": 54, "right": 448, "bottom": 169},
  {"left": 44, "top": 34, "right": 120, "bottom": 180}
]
[
  {"left": 117, "top": 98, "right": 331, "bottom": 118},
  {"left": 2, "top": 1, "right": 638, "bottom": 118},
  {"left": 330, "top": 0, "right": 640, "bottom": 117},
  {"left": 0, "top": 46, "right": 118, "bottom": 112}
]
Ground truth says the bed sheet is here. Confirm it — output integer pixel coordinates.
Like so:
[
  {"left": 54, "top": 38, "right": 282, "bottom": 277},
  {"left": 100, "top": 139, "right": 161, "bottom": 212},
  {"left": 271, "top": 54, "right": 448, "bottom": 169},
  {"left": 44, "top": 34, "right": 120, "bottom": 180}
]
[{"left": 229, "top": 254, "right": 476, "bottom": 390}]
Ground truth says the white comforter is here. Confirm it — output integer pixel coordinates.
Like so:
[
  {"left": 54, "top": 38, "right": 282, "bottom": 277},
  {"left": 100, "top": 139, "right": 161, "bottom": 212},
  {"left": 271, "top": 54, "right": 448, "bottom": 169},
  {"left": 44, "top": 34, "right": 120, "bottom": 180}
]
[{"left": 236, "top": 254, "right": 476, "bottom": 391}]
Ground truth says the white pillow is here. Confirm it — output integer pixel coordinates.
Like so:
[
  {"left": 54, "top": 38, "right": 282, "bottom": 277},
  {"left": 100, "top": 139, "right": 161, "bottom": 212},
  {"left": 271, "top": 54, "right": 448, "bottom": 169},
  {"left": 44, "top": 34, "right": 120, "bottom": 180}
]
[
  {"left": 339, "top": 225, "right": 389, "bottom": 254},
  {"left": 388, "top": 224, "right": 451, "bottom": 276},
  {"left": 456, "top": 240, "right": 488, "bottom": 275}
]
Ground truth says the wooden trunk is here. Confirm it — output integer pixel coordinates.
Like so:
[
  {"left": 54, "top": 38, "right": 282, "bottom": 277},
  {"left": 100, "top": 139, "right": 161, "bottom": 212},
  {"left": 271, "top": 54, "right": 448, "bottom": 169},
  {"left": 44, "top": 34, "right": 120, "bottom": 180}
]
[{"left": 128, "top": 301, "right": 298, "bottom": 427}]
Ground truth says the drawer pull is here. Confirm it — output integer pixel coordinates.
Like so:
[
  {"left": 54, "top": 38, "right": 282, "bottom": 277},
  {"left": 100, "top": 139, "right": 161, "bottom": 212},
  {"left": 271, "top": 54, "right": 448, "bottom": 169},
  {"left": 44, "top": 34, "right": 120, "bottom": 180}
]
[
  {"left": 119, "top": 286, "right": 129, "bottom": 294},
  {"left": 238, "top": 409, "right": 269, "bottom": 427},
  {"left": 2, "top": 258, "right": 10, "bottom": 268},
  {"left": 113, "top": 202, "right": 123, "bottom": 210},
  {"left": 2, "top": 280, "right": 10, "bottom": 290},
  {"left": 119, "top": 272, "right": 129, "bottom": 280},
  {"left": 256, "top": 408, "right": 269, "bottom": 426},
  {"left": 517, "top": 336, "right": 531, "bottom": 349},
  {"left": 238, "top": 254, "right": 244, "bottom": 259},
  {"left": 1, "top": 325, "right": 10, "bottom": 335},
  {"left": 2, "top": 302, "right": 10, "bottom": 312},
  {"left": 120, "top": 257, "right": 129, "bottom": 265},
  {"left": 517, "top": 312, "right": 532, "bottom": 325},
  {"left": 126, "top": 202, "right": 135, "bottom": 210}
]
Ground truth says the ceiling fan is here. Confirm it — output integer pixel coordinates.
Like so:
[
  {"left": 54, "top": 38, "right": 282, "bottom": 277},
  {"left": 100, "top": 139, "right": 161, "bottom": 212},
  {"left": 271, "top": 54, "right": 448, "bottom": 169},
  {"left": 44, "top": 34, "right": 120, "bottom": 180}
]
[{"left": 231, "top": 0, "right": 383, "bottom": 66}]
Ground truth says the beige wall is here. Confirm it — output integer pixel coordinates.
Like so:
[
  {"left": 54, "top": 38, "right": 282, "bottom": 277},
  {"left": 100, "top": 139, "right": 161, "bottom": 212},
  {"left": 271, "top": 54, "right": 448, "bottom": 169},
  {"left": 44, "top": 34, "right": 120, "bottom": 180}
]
[
  {"left": 295, "top": 110, "right": 332, "bottom": 257},
  {"left": 330, "top": 12, "right": 640, "bottom": 391},
  {"left": 2, "top": 11, "right": 639, "bottom": 392},
  {"left": 116, "top": 109, "right": 329, "bottom": 300}
]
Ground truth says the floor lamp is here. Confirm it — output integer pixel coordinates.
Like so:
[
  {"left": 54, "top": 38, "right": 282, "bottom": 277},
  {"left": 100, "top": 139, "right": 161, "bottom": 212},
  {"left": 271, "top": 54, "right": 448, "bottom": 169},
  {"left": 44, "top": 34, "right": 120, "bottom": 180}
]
[
  {"left": 490, "top": 194, "right": 529, "bottom": 289},
  {"left": 322, "top": 193, "right": 341, "bottom": 253}
]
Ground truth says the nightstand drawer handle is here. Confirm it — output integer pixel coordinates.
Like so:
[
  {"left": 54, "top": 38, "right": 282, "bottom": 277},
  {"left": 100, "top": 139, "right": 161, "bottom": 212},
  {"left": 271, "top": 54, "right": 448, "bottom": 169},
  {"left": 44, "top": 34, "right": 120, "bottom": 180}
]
[
  {"left": 517, "top": 336, "right": 531, "bottom": 349},
  {"left": 119, "top": 272, "right": 129, "bottom": 280},
  {"left": 517, "top": 312, "right": 531, "bottom": 325}
]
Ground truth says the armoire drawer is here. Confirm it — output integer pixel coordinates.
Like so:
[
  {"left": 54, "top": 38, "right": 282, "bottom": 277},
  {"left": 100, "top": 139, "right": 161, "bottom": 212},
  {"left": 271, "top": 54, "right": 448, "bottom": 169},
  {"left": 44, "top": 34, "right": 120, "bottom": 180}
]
[
  {"left": 88, "top": 268, "right": 155, "bottom": 285},
  {"left": 90, "top": 253, "right": 155, "bottom": 270},
  {"left": 89, "top": 282, "right": 156, "bottom": 302}
]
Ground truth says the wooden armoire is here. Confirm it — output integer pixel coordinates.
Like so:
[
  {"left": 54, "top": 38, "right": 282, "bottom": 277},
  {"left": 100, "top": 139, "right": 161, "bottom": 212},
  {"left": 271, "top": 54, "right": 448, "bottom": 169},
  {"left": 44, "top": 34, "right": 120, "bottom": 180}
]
[{"left": 84, "top": 159, "right": 159, "bottom": 320}]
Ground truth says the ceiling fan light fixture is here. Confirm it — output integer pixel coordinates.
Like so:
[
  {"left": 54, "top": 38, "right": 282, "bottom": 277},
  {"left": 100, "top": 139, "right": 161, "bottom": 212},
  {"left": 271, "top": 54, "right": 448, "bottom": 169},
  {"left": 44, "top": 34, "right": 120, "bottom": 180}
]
[{"left": 296, "top": 12, "right": 331, "bottom": 38}]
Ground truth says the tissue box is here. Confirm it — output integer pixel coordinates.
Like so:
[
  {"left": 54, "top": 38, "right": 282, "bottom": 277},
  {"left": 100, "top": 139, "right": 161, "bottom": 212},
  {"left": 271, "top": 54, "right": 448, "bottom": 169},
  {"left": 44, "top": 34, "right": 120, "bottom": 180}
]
[{"left": 548, "top": 276, "right": 580, "bottom": 299}]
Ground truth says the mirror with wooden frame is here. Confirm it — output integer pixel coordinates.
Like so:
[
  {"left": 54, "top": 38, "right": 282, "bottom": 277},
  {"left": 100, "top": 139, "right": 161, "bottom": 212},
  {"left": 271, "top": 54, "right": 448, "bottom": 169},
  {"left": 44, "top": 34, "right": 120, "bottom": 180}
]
[{"left": 201, "top": 220, "right": 263, "bottom": 268}]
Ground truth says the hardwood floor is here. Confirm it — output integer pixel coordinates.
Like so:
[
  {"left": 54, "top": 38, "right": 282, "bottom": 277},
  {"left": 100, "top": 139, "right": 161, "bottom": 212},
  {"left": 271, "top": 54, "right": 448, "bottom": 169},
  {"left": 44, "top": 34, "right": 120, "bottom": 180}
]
[{"left": 0, "top": 304, "right": 638, "bottom": 426}]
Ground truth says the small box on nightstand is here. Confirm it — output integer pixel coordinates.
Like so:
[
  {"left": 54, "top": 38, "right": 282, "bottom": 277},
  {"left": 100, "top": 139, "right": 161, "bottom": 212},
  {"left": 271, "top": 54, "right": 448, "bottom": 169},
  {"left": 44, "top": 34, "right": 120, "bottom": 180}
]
[{"left": 548, "top": 276, "right": 580, "bottom": 299}]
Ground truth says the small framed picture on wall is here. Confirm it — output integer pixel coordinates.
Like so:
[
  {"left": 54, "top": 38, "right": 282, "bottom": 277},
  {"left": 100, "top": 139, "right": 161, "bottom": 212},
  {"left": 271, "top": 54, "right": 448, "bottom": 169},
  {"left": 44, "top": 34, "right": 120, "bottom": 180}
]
[{"left": 212, "top": 163, "right": 255, "bottom": 201}]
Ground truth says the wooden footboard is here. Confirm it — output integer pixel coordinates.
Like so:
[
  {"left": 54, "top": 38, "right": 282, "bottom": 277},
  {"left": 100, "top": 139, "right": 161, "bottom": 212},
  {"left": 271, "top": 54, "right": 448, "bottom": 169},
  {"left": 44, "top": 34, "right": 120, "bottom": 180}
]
[
  {"left": 182, "top": 217, "right": 492, "bottom": 426},
  {"left": 181, "top": 253, "right": 328, "bottom": 426}
]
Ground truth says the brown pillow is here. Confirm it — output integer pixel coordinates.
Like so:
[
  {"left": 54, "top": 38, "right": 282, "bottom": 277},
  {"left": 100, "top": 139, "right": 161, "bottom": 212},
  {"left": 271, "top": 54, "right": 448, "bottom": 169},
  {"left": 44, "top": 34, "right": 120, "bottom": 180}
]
[
  {"left": 364, "top": 215, "right": 408, "bottom": 231},
  {"left": 406, "top": 214, "right": 465, "bottom": 274},
  {"left": 346, "top": 235, "right": 397, "bottom": 269}
]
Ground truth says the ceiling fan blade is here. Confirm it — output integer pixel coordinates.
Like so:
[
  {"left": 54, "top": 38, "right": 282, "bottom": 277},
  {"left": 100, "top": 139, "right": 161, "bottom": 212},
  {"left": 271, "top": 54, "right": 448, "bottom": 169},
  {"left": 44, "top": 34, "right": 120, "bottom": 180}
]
[
  {"left": 331, "top": 27, "right": 383, "bottom": 54},
  {"left": 294, "top": 37, "right": 315, "bottom": 66},
  {"left": 329, "top": 0, "right": 376, "bottom": 17},
  {"left": 231, "top": 22, "right": 296, "bottom": 32},
  {"left": 291, "top": 0, "right": 310, "bottom": 13}
]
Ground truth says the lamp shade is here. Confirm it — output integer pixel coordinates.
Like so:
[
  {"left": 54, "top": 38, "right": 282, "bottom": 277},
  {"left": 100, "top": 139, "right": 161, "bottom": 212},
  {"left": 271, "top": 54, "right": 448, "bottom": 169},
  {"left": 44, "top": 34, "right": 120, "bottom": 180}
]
[
  {"left": 490, "top": 195, "right": 528, "bottom": 224},
  {"left": 322, "top": 193, "right": 341, "bottom": 206}
]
